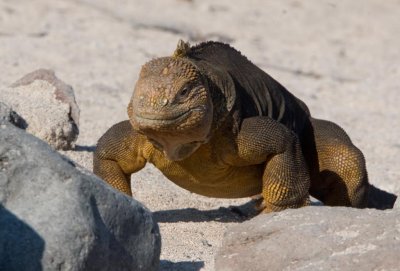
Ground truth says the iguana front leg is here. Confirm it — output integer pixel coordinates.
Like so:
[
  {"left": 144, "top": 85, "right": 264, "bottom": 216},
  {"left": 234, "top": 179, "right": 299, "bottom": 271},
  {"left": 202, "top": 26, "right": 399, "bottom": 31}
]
[
  {"left": 93, "top": 121, "right": 148, "bottom": 195},
  {"left": 233, "top": 117, "right": 311, "bottom": 212}
]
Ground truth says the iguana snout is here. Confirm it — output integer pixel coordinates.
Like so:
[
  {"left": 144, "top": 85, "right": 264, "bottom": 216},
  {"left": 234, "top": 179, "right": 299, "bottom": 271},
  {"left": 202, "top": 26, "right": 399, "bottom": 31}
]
[{"left": 128, "top": 57, "right": 214, "bottom": 160}]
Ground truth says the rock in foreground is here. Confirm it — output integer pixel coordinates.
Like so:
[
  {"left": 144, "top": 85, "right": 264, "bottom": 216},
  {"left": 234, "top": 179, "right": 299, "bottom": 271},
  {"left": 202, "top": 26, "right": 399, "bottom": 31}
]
[
  {"left": 0, "top": 123, "right": 161, "bottom": 271},
  {"left": 0, "top": 69, "right": 79, "bottom": 150},
  {"left": 216, "top": 206, "right": 400, "bottom": 271}
]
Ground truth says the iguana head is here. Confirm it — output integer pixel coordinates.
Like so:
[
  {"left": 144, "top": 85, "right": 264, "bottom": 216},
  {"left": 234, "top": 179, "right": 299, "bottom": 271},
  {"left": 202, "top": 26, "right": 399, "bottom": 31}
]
[{"left": 128, "top": 53, "right": 213, "bottom": 161}]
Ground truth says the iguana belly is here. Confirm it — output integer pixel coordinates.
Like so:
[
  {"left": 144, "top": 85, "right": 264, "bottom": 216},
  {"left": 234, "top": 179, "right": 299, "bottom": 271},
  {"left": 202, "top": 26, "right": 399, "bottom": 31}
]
[{"left": 148, "top": 149, "right": 264, "bottom": 198}]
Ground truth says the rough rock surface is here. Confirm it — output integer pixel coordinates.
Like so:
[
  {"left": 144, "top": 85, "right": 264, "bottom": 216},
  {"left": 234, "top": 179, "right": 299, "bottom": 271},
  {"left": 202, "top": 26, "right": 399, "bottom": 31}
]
[
  {"left": 216, "top": 206, "right": 400, "bottom": 271},
  {"left": 0, "top": 102, "right": 26, "bottom": 129},
  {"left": 0, "top": 123, "right": 161, "bottom": 271},
  {"left": 0, "top": 69, "right": 79, "bottom": 150}
]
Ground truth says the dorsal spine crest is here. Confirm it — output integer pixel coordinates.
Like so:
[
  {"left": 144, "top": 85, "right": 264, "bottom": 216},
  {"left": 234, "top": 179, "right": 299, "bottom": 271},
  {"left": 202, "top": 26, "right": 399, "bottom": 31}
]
[{"left": 173, "top": 39, "right": 191, "bottom": 58}]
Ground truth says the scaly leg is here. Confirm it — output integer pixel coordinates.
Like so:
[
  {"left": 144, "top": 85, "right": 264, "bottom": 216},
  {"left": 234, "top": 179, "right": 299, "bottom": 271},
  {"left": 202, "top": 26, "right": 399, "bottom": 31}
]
[
  {"left": 309, "top": 118, "right": 369, "bottom": 207},
  {"left": 261, "top": 141, "right": 311, "bottom": 212},
  {"left": 234, "top": 117, "right": 311, "bottom": 213},
  {"left": 93, "top": 120, "right": 148, "bottom": 196}
]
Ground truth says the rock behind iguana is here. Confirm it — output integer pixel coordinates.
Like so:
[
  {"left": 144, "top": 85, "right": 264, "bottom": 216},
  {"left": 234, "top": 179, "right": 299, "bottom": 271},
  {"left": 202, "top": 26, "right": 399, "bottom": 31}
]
[{"left": 94, "top": 40, "right": 371, "bottom": 212}]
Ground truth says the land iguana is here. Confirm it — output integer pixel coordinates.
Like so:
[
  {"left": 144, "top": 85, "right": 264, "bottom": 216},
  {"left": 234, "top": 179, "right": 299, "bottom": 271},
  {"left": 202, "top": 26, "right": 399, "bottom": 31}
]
[{"left": 93, "top": 40, "right": 370, "bottom": 212}]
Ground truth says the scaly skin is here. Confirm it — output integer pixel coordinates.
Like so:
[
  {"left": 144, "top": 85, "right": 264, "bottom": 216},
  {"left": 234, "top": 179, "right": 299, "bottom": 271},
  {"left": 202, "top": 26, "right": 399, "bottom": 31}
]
[{"left": 93, "top": 40, "right": 369, "bottom": 212}]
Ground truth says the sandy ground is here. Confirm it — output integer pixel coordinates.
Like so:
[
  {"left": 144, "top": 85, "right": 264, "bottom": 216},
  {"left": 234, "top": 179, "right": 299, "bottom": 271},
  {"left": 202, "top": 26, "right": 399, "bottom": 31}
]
[{"left": 1, "top": 1, "right": 399, "bottom": 270}]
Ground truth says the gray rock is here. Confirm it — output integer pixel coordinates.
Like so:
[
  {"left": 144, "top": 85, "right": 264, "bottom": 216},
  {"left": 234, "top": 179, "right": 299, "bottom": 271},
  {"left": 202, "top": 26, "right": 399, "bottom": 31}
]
[
  {"left": 0, "top": 123, "right": 161, "bottom": 271},
  {"left": 0, "top": 69, "right": 79, "bottom": 150},
  {"left": 0, "top": 102, "right": 27, "bottom": 129},
  {"left": 216, "top": 206, "right": 400, "bottom": 271}
]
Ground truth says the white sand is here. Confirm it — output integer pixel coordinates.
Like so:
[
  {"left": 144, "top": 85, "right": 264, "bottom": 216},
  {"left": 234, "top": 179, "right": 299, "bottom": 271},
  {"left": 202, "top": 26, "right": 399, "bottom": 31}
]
[{"left": 1, "top": 1, "right": 399, "bottom": 270}]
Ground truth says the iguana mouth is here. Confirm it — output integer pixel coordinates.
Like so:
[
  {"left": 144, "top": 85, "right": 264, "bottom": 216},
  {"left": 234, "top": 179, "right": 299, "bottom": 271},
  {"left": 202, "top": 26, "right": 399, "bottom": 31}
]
[
  {"left": 134, "top": 106, "right": 205, "bottom": 126},
  {"left": 136, "top": 110, "right": 190, "bottom": 121}
]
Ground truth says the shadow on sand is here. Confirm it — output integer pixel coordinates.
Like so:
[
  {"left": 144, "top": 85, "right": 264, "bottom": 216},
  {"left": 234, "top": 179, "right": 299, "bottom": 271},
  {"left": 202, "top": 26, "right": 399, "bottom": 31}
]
[
  {"left": 153, "top": 199, "right": 259, "bottom": 224},
  {"left": 160, "top": 260, "right": 205, "bottom": 271}
]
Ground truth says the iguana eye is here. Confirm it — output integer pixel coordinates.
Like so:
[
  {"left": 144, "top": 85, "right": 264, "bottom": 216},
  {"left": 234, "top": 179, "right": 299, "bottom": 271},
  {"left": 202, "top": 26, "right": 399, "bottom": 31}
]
[{"left": 178, "top": 86, "right": 191, "bottom": 98}]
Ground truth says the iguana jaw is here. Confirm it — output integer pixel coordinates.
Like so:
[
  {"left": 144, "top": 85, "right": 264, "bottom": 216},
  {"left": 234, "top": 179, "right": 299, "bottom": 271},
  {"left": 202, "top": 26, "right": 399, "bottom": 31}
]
[{"left": 129, "top": 102, "right": 213, "bottom": 161}]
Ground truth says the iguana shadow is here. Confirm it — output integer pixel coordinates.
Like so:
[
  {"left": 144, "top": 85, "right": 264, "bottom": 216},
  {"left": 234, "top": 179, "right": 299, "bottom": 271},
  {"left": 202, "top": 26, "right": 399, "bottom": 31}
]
[
  {"left": 160, "top": 260, "right": 205, "bottom": 271},
  {"left": 367, "top": 184, "right": 397, "bottom": 210},
  {"left": 153, "top": 199, "right": 259, "bottom": 223},
  {"left": 154, "top": 183, "right": 397, "bottom": 224},
  {"left": 74, "top": 145, "right": 96, "bottom": 152}
]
